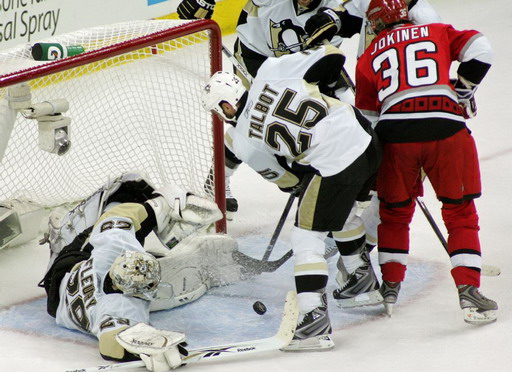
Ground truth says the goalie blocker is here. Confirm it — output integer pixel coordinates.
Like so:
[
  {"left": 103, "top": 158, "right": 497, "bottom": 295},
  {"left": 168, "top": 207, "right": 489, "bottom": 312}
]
[{"left": 117, "top": 323, "right": 188, "bottom": 372}]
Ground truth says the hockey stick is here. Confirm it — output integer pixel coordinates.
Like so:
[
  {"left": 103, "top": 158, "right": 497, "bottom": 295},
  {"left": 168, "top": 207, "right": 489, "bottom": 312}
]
[
  {"left": 232, "top": 195, "right": 295, "bottom": 275},
  {"left": 65, "top": 291, "right": 298, "bottom": 372},
  {"left": 262, "top": 194, "right": 295, "bottom": 261},
  {"left": 416, "top": 197, "right": 501, "bottom": 277},
  {"left": 233, "top": 248, "right": 293, "bottom": 274},
  {"left": 222, "top": 44, "right": 253, "bottom": 84}
]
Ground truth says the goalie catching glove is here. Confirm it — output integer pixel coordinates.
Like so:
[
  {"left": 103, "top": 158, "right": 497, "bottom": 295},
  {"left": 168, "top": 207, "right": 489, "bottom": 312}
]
[
  {"left": 177, "top": 0, "right": 215, "bottom": 19},
  {"left": 304, "top": 7, "right": 342, "bottom": 47},
  {"left": 146, "top": 184, "right": 222, "bottom": 249},
  {"left": 116, "top": 323, "right": 188, "bottom": 372},
  {"left": 454, "top": 76, "right": 478, "bottom": 119}
]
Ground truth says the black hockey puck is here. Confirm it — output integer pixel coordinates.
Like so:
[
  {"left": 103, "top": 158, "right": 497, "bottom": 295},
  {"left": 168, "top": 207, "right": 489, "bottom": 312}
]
[{"left": 253, "top": 301, "right": 267, "bottom": 315}]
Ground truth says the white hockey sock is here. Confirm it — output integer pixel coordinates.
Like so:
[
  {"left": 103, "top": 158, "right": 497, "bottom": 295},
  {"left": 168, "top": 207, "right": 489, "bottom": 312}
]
[
  {"left": 297, "top": 292, "right": 323, "bottom": 315},
  {"left": 342, "top": 254, "right": 364, "bottom": 274}
]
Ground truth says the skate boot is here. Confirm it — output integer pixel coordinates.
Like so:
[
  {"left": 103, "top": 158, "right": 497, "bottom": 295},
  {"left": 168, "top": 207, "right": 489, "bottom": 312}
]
[
  {"left": 224, "top": 177, "right": 238, "bottom": 221},
  {"left": 333, "top": 250, "right": 383, "bottom": 308},
  {"left": 282, "top": 294, "right": 334, "bottom": 352},
  {"left": 380, "top": 280, "right": 401, "bottom": 316},
  {"left": 458, "top": 285, "right": 498, "bottom": 324}
]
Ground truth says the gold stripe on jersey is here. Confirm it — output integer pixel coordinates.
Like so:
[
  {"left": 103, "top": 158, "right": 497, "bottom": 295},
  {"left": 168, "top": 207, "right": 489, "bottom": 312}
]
[
  {"left": 323, "top": 43, "right": 343, "bottom": 56},
  {"left": 297, "top": 175, "right": 322, "bottom": 230},
  {"left": 305, "top": 82, "right": 324, "bottom": 102},
  {"left": 323, "top": 94, "right": 345, "bottom": 109},
  {"left": 99, "top": 325, "right": 130, "bottom": 360},
  {"left": 96, "top": 203, "right": 148, "bottom": 232},
  {"left": 243, "top": 1, "right": 259, "bottom": 17},
  {"left": 224, "top": 129, "right": 235, "bottom": 151}
]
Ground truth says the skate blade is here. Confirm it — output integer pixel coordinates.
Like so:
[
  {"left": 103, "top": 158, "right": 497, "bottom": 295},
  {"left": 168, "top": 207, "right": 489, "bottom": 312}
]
[
  {"left": 335, "top": 290, "right": 384, "bottom": 309},
  {"left": 282, "top": 335, "right": 334, "bottom": 352},
  {"left": 463, "top": 308, "right": 497, "bottom": 325},
  {"left": 383, "top": 302, "right": 394, "bottom": 317}
]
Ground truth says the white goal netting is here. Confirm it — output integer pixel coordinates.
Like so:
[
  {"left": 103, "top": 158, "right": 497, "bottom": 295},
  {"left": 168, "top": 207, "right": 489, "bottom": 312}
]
[{"left": 0, "top": 20, "right": 224, "bottom": 228}]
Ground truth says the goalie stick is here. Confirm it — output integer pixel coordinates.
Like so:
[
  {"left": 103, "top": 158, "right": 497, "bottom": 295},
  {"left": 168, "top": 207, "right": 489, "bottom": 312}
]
[
  {"left": 65, "top": 291, "right": 299, "bottom": 372},
  {"left": 416, "top": 197, "right": 501, "bottom": 277}
]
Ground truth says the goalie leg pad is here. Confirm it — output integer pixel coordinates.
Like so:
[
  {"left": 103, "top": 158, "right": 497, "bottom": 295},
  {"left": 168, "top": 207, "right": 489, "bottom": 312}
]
[{"left": 150, "top": 234, "right": 241, "bottom": 312}]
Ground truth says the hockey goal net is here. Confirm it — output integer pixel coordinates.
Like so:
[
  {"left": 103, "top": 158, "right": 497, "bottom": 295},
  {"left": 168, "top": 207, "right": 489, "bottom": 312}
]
[{"left": 0, "top": 19, "right": 226, "bottom": 243}]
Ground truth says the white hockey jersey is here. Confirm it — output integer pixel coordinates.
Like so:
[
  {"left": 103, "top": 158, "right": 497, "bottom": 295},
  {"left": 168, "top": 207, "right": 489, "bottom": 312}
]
[
  {"left": 230, "top": 45, "right": 371, "bottom": 188},
  {"left": 55, "top": 222, "right": 150, "bottom": 340},
  {"left": 343, "top": 0, "right": 441, "bottom": 56},
  {"left": 236, "top": 0, "right": 345, "bottom": 58}
]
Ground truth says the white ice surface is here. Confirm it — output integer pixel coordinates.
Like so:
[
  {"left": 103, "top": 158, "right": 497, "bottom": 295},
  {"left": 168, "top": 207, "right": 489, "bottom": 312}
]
[{"left": 1, "top": 0, "right": 511, "bottom": 371}]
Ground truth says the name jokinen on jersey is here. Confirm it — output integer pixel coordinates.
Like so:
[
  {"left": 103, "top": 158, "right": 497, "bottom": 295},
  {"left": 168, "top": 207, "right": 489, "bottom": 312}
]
[{"left": 356, "top": 23, "right": 493, "bottom": 143}]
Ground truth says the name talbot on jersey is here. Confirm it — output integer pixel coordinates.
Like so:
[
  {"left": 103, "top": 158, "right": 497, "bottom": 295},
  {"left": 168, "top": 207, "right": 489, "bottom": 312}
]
[
  {"left": 370, "top": 25, "right": 429, "bottom": 55},
  {"left": 248, "top": 83, "right": 279, "bottom": 140}
]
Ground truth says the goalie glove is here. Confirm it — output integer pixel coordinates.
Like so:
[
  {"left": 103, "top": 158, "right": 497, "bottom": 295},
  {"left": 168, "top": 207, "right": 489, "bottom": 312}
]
[
  {"left": 454, "top": 76, "right": 478, "bottom": 119},
  {"left": 153, "top": 184, "right": 189, "bottom": 220},
  {"left": 177, "top": 0, "right": 215, "bottom": 20},
  {"left": 304, "top": 8, "right": 342, "bottom": 48},
  {"left": 146, "top": 185, "right": 222, "bottom": 249},
  {"left": 116, "top": 323, "right": 188, "bottom": 372}
]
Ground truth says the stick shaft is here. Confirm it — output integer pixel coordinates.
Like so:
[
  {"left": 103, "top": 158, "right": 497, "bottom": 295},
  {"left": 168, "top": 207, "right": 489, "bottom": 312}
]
[
  {"left": 262, "top": 194, "right": 295, "bottom": 261},
  {"left": 416, "top": 197, "right": 500, "bottom": 276}
]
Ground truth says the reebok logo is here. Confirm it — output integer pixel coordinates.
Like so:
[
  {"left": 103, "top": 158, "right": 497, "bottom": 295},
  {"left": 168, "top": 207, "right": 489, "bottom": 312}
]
[{"left": 237, "top": 347, "right": 255, "bottom": 352}]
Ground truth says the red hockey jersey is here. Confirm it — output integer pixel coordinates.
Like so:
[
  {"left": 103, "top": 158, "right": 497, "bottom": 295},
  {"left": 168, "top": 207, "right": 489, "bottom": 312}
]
[{"left": 355, "top": 23, "right": 491, "bottom": 143}]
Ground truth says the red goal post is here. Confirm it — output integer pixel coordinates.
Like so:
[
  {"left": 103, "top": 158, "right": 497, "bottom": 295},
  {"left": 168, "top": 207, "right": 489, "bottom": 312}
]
[{"left": 0, "top": 19, "right": 226, "bottom": 244}]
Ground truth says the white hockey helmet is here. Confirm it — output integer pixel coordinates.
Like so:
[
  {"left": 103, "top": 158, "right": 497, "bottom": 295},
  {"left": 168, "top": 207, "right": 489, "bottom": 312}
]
[
  {"left": 109, "top": 250, "right": 161, "bottom": 301},
  {"left": 201, "top": 71, "right": 246, "bottom": 122}
]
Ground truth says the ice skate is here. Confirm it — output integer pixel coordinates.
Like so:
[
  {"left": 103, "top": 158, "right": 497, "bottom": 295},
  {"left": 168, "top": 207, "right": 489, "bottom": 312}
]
[
  {"left": 380, "top": 281, "right": 401, "bottom": 316},
  {"left": 333, "top": 251, "right": 383, "bottom": 308},
  {"left": 225, "top": 178, "right": 238, "bottom": 221},
  {"left": 282, "top": 294, "right": 334, "bottom": 352},
  {"left": 458, "top": 285, "right": 498, "bottom": 324}
]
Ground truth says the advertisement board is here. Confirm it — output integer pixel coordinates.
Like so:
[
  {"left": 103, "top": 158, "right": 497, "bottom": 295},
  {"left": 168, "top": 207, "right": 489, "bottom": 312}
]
[{"left": 0, "top": 0, "right": 181, "bottom": 49}]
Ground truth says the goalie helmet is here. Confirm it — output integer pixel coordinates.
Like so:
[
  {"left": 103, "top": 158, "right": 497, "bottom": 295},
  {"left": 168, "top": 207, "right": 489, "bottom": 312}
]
[
  {"left": 201, "top": 71, "right": 246, "bottom": 123},
  {"left": 366, "top": 0, "right": 409, "bottom": 34},
  {"left": 109, "top": 250, "right": 161, "bottom": 301}
]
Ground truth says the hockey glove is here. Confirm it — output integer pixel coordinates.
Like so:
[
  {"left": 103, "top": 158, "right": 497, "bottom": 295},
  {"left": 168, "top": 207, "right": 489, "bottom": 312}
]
[
  {"left": 454, "top": 77, "right": 478, "bottom": 119},
  {"left": 116, "top": 323, "right": 188, "bottom": 372},
  {"left": 147, "top": 186, "right": 222, "bottom": 249},
  {"left": 304, "top": 8, "right": 342, "bottom": 47},
  {"left": 279, "top": 184, "right": 302, "bottom": 197},
  {"left": 177, "top": 0, "right": 215, "bottom": 20}
]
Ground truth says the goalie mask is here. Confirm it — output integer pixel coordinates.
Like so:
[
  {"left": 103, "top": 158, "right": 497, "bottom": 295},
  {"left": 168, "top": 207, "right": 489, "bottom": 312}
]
[
  {"left": 109, "top": 251, "right": 161, "bottom": 301},
  {"left": 367, "top": 0, "right": 409, "bottom": 34},
  {"left": 201, "top": 71, "right": 246, "bottom": 123}
]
